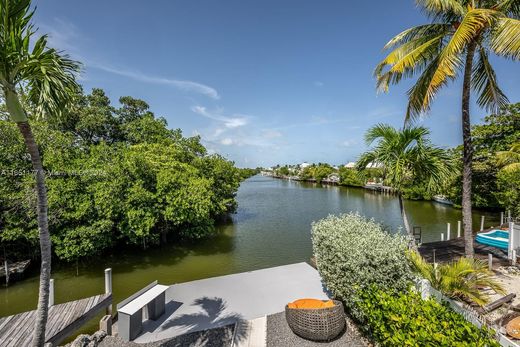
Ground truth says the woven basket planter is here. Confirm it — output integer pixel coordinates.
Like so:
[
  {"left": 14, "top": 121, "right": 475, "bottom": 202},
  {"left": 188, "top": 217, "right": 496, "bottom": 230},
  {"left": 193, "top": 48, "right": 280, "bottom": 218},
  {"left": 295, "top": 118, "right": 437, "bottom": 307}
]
[{"left": 285, "top": 300, "right": 345, "bottom": 341}]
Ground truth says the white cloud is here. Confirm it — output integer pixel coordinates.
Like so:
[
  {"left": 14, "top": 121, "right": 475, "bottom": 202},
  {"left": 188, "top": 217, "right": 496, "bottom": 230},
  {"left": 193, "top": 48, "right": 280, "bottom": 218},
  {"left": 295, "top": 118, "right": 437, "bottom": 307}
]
[
  {"left": 92, "top": 65, "right": 220, "bottom": 100},
  {"left": 262, "top": 129, "right": 282, "bottom": 139},
  {"left": 342, "top": 139, "right": 358, "bottom": 147},
  {"left": 39, "top": 18, "right": 220, "bottom": 100},
  {"left": 191, "top": 106, "right": 248, "bottom": 128},
  {"left": 220, "top": 138, "right": 234, "bottom": 145}
]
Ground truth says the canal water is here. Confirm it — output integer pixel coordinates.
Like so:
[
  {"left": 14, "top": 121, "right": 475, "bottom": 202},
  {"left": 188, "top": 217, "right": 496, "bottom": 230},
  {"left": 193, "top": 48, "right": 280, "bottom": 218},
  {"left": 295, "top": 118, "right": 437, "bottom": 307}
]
[{"left": 0, "top": 175, "right": 500, "bottom": 332}]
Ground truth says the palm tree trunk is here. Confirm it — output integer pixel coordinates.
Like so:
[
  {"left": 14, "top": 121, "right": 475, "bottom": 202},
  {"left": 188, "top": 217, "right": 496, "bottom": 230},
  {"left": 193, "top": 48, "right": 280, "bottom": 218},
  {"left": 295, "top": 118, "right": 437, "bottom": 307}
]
[
  {"left": 461, "top": 41, "right": 477, "bottom": 258},
  {"left": 17, "top": 122, "right": 51, "bottom": 347},
  {"left": 398, "top": 193, "right": 416, "bottom": 250}
]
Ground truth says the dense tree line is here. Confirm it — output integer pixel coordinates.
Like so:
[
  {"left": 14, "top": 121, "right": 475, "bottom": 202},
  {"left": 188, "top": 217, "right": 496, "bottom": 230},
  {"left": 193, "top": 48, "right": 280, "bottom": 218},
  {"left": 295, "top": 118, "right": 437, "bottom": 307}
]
[
  {"left": 0, "top": 88, "right": 245, "bottom": 262},
  {"left": 443, "top": 103, "right": 520, "bottom": 214}
]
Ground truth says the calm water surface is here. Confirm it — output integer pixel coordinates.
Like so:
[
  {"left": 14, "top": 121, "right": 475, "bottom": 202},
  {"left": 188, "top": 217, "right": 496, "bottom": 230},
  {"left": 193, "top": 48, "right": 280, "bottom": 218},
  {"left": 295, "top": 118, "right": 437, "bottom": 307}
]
[{"left": 0, "top": 175, "right": 500, "bottom": 331}]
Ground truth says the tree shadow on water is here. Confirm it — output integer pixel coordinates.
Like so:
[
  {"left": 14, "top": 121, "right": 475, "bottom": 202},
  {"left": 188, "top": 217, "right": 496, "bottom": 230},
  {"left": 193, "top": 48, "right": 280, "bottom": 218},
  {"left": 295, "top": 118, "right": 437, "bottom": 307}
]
[{"left": 160, "top": 297, "right": 248, "bottom": 344}]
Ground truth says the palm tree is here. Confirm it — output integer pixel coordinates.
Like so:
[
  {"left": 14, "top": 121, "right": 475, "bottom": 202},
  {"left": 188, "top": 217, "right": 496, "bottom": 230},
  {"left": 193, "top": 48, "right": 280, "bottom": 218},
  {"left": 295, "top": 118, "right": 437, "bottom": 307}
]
[
  {"left": 0, "top": 1, "right": 80, "bottom": 345},
  {"left": 408, "top": 251, "right": 505, "bottom": 306},
  {"left": 356, "top": 124, "right": 452, "bottom": 249},
  {"left": 497, "top": 142, "right": 520, "bottom": 172},
  {"left": 375, "top": 0, "right": 520, "bottom": 258}
]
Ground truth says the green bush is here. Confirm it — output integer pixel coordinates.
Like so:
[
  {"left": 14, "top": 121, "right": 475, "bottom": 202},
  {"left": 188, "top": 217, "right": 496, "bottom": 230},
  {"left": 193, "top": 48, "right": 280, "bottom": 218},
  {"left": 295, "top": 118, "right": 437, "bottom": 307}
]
[
  {"left": 311, "top": 213, "right": 413, "bottom": 321},
  {"left": 358, "top": 288, "right": 499, "bottom": 347}
]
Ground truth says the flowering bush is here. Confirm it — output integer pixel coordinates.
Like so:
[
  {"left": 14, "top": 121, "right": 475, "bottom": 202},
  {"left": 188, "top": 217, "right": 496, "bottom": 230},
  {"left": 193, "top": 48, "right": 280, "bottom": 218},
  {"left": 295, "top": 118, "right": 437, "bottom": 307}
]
[{"left": 311, "top": 212, "right": 412, "bottom": 321}]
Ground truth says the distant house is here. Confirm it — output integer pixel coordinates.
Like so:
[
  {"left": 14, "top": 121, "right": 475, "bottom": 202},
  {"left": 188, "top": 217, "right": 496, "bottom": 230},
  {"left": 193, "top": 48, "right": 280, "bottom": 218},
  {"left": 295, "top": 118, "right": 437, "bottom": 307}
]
[
  {"left": 344, "top": 161, "right": 383, "bottom": 169},
  {"left": 300, "top": 162, "right": 311, "bottom": 169},
  {"left": 366, "top": 162, "right": 384, "bottom": 169},
  {"left": 327, "top": 173, "right": 340, "bottom": 183}
]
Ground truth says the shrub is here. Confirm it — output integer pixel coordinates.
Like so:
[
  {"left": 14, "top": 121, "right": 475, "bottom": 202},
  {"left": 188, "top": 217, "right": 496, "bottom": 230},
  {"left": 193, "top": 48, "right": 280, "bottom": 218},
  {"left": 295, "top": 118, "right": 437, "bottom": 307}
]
[
  {"left": 358, "top": 288, "right": 499, "bottom": 347},
  {"left": 311, "top": 212, "right": 413, "bottom": 321},
  {"left": 408, "top": 251, "right": 505, "bottom": 306}
]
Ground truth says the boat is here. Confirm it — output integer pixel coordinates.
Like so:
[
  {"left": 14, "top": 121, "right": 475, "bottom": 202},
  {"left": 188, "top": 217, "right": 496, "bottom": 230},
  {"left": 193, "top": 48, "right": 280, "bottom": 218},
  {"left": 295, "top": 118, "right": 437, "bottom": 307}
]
[
  {"left": 364, "top": 182, "right": 383, "bottom": 191},
  {"left": 432, "top": 195, "right": 454, "bottom": 206},
  {"left": 476, "top": 230, "right": 509, "bottom": 250}
]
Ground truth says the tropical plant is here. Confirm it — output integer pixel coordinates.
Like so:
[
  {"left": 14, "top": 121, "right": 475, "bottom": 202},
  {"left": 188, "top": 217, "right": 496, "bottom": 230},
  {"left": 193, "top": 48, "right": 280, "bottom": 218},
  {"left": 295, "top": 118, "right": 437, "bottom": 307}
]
[
  {"left": 408, "top": 251, "right": 505, "bottom": 306},
  {"left": 375, "top": 0, "right": 520, "bottom": 258},
  {"left": 311, "top": 212, "right": 413, "bottom": 321},
  {"left": 356, "top": 124, "right": 452, "bottom": 247},
  {"left": 0, "top": 0, "right": 80, "bottom": 345},
  {"left": 497, "top": 142, "right": 520, "bottom": 173},
  {"left": 358, "top": 287, "right": 500, "bottom": 346}
]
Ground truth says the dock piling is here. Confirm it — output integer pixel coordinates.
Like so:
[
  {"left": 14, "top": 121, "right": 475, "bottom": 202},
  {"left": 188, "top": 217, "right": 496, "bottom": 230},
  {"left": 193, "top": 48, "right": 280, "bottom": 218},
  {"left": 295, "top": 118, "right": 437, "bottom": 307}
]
[
  {"left": 4, "top": 260, "right": 8, "bottom": 286},
  {"left": 457, "top": 221, "right": 461, "bottom": 238},
  {"left": 501, "top": 212, "right": 504, "bottom": 226},
  {"left": 441, "top": 233, "right": 444, "bottom": 242},
  {"left": 488, "top": 254, "right": 493, "bottom": 271},
  {"left": 480, "top": 216, "right": 485, "bottom": 231},
  {"left": 447, "top": 223, "right": 451, "bottom": 241},
  {"left": 49, "top": 278, "right": 55, "bottom": 307},
  {"left": 105, "top": 268, "right": 112, "bottom": 316}
]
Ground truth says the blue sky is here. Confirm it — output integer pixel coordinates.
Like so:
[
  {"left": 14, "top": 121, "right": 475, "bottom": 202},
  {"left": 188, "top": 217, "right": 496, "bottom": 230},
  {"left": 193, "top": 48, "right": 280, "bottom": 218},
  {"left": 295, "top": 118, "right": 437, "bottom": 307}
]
[{"left": 34, "top": 0, "right": 520, "bottom": 168}]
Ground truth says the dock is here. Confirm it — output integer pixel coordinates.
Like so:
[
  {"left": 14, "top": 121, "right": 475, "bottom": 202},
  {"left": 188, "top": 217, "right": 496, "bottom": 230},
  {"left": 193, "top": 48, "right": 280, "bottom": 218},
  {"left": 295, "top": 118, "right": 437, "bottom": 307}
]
[
  {"left": 1, "top": 260, "right": 31, "bottom": 284},
  {"left": 418, "top": 235, "right": 511, "bottom": 267},
  {"left": 0, "top": 293, "right": 112, "bottom": 346}
]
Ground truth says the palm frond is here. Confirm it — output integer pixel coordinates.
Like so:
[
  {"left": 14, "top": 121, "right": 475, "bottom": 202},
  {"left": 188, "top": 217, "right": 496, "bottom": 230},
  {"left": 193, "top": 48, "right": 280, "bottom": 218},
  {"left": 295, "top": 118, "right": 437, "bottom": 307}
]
[
  {"left": 364, "top": 123, "right": 398, "bottom": 145},
  {"left": 497, "top": 143, "right": 520, "bottom": 172},
  {"left": 490, "top": 17, "right": 520, "bottom": 59},
  {"left": 408, "top": 252, "right": 505, "bottom": 306},
  {"left": 376, "top": 34, "right": 446, "bottom": 92},
  {"left": 495, "top": 0, "right": 520, "bottom": 19},
  {"left": 383, "top": 24, "right": 452, "bottom": 49},
  {"left": 415, "top": 0, "right": 466, "bottom": 19},
  {"left": 472, "top": 47, "right": 509, "bottom": 112},
  {"left": 405, "top": 9, "right": 499, "bottom": 121},
  {"left": 0, "top": 0, "right": 81, "bottom": 119}
]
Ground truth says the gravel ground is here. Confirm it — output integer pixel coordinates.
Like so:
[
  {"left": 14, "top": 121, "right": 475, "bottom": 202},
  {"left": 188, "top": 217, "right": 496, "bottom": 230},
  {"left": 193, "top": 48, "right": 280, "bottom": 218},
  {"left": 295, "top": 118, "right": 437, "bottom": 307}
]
[
  {"left": 266, "top": 312, "right": 371, "bottom": 347},
  {"left": 97, "top": 324, "right": 235, "bottom": 347}
]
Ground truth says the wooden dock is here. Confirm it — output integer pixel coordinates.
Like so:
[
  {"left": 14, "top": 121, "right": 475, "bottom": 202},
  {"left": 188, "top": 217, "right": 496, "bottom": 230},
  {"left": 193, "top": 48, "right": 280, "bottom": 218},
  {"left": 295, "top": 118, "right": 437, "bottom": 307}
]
[
  {"left": 0, "top": 293, "right": 112, "bottom": 347},
  {"left": 418, "top": 236, "right": 511, "bottom": 267}
]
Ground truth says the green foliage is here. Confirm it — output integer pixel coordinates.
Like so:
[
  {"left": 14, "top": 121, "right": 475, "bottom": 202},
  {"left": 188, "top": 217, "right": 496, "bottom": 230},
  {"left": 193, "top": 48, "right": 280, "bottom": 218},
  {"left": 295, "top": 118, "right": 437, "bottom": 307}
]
[
  {"left": 300, "top": 163, "right": 334, "bottom": 183},
  {"left": 496, "top": 168, "right": 520, "bottom": 216},
  {"left": 444, "top": 103, "right": 520, "bottom": 210},
  {"left": 338, "top": 167, "right": 365, "bottom": 186},
  {"left": 358, "top": 288, "right": 499, "bottom": 347},
  {"left": 276, "top": 165, "right": 290, "bottom": 176},
  {"left": 237, "top": 167, "right": 260, "bottom": 180},
  {"left": 311, "top": 213, "right": 413, "bottom": 321},
  {"left": 408, "top": 252, "right": 505, "bottom": 306},
  {"left": 0, "top": 88, "right": 243, "bottom": 262},
  {"left": 357, "top": 124, "right": 453, "bottom": 194}
]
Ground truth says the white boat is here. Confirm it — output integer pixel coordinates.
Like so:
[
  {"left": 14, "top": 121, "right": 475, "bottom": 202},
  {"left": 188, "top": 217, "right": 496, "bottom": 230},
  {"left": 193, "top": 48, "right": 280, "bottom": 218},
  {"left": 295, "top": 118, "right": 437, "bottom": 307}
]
[{"left": 433, "top": 195, "right": 454, "bottom": 206}]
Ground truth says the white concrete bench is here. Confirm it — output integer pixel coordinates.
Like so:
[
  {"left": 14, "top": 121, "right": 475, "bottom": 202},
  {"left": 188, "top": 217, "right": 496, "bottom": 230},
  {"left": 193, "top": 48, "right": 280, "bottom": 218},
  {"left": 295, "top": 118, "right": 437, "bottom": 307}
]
[{"left": 117, "top": 282, "right": 169, "bottom": 341}]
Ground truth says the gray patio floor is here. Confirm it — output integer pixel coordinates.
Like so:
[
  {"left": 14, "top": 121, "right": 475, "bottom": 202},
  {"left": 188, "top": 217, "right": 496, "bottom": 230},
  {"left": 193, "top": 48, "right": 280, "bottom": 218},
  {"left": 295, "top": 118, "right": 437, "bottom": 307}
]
[{"left": 132, "top": 262, "right": 330, "bottom": 344}]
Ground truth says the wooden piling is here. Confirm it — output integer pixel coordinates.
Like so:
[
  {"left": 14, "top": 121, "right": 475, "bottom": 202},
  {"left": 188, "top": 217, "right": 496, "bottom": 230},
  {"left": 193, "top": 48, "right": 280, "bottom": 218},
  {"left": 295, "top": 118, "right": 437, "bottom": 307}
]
[
  {"left": 488, "top": 254, "right": 493, "bottom": 271},
  {"left": 501, "top": 212, "right": 504, "bottom": 226},
  {"left": 4, "top": 260, "right": 8, "bottom": 286},
  {"left": 480, "top": 215, "right": 485, "bottom": 231},
  {"left": 447, "top": 223, "right": 451, "bottom": 241},
  {"left": 457, "top": 221, "right": 461, "bottom": 238},
  {"left": 49, "top": 278, "right": 55, "bottom": 307},
  {"left": 105, "top": 268, "right": 112, "bottom": 316},
  {"left": 441, "top": 233, "right": 444, "bottom": 242}
]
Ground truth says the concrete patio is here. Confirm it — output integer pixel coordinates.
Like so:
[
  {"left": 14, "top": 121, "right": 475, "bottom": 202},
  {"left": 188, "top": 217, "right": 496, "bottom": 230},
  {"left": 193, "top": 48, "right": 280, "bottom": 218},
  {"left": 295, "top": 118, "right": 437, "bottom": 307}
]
[{"left": 130, "top": 262, "right": 330, "bottom": 344}]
